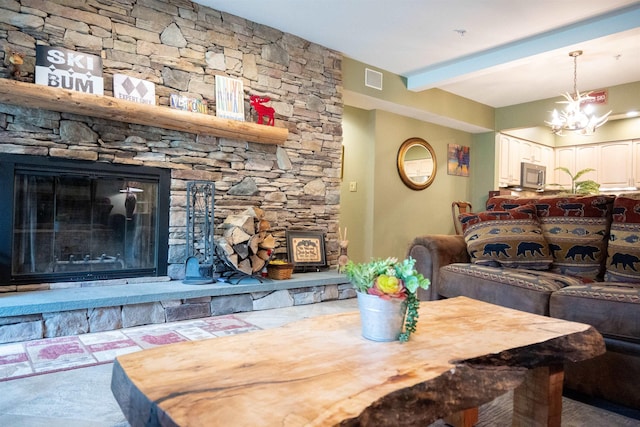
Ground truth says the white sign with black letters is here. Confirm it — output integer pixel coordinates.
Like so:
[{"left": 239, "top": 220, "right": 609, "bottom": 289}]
[{"left": 35, "top": 46, "right": 103, "bottom": 95}]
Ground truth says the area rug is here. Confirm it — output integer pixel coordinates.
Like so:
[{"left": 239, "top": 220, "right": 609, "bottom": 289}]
[{"left": 0, "top": 315, "right": 260, "bottom": 382}]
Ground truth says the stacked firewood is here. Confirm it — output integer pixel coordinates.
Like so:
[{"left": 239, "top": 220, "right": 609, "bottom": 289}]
[{"left": 216, "top": 207, "right": 277, "bottom": 275}]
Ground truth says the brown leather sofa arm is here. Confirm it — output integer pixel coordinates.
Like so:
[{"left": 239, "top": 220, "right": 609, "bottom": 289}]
[{"left": 406, "top": 234, "right": 469, "bottom": 301}]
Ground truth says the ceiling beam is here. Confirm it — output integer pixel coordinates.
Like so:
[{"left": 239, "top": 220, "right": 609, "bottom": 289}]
[{"left": 405, "top": 4, "right": 640, "bottom": 92}]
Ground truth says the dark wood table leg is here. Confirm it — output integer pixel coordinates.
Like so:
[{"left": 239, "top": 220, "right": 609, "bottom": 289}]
[{"left": 513, "top": 364, "right": 564, "bottom": 427}]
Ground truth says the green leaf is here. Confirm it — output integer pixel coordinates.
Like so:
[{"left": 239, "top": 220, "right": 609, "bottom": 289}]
[
  {"left": 573, "top": 168, "right": 596, "bottom": 181},
  {"left": 554, "top": 166, "right": 573, "bottom": 177},
  {"left": 399, "top": 293, "right": 420, "bottom": 342},
  {"left": 554, "top": 167, "right": 600, "bottom": 194},
  {"left": 575, "top": 179, "right": 600, "bottom": 195}
]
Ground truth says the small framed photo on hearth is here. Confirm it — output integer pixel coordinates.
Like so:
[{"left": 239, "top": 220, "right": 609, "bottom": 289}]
[{"left": 286, "top": 230, "right": 326, "bottom": 270}]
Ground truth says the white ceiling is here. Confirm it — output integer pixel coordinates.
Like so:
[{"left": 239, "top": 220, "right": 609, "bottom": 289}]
[{"left": 194, "top": 1, "right": 640, "bottom": 110}]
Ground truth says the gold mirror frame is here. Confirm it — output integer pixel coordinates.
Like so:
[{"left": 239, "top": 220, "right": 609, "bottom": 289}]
[{"left": 397, "top": 137, "right": 437, "bottom": 190}]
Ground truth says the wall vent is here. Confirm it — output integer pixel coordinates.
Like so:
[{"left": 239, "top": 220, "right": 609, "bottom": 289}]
[{"left": 364, "top": 68, "right": 383, "bottom": 90}]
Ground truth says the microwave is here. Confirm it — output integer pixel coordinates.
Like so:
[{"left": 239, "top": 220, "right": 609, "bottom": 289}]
[{"left": 520, "top": 162, "right": 546, "bottom": 191}]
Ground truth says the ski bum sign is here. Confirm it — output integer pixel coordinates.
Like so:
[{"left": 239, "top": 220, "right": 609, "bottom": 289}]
[{"left": 35, "top": 46, "right": 103, "bottom": 95}]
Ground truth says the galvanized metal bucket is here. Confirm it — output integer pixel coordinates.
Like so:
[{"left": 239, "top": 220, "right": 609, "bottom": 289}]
[{"left": 356, "top": 291, "right": 407, "bottom": 342}]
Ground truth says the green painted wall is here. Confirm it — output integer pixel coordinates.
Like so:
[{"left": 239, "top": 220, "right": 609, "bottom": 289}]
[
  {"left": 340, "top": 106, "right": 375, "bottom": 263},
  {"left": 343, "top": 57, "right": 495, "bottom": 131},
  {"left": 502, "top": 127, "right": 555, "bottom": 147},
  {"left": 342, "top": 107, "right": 474, "bottom": 261},
  {"left": 552, "top": 115, "right": 640, "bottom": 147},
  {"left": 340, "top": 60, "right": 640, "bottom": 260},
  {"left": 469, "top": 132, "right": 497, "bottom": 210}
]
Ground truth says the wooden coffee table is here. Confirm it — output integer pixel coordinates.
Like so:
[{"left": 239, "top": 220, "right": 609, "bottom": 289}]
[{"left": 111, "top": 297, "right": 604, "bottom": 427}]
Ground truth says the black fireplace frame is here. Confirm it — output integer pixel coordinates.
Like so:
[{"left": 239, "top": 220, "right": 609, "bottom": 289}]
[{"left": 0, "top": 154, "right": 170, "bottom": 285}]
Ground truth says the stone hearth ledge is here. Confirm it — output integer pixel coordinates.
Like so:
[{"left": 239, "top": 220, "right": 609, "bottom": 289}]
[{"left": 0, "top": 271, "right": 350, "bottom": 317}]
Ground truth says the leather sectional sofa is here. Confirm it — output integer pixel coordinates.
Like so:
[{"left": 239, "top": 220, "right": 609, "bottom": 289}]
[{"left": 407, "top": 193, "right": 640, "bottom": 410}]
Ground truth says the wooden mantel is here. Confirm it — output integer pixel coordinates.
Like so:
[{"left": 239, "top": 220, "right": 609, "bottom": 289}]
[{"left": 0, "top": 79, "right": 289, "bottom": 145}]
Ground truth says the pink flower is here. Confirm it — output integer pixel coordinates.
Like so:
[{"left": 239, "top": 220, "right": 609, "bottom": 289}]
[{"left": 368, "top": 275, "right": 407, "bottom": 300}]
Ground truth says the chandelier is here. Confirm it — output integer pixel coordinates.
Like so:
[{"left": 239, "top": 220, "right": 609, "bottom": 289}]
[{"left": 546, "top": 50, "right": 611, "bottom": 136}]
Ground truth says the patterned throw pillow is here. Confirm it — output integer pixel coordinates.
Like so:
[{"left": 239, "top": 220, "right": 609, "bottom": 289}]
[
  {"left": 606, "top": 193, "right": 640, "bottom": 283},
  {"left": 487, "top": 195, "right": 615, "bottom": 280},
  {"left": 486, "top": 196, "right": 538, "bottom": 211},
  {"left": 535, "top": 195, "right": 614, "bottom": 280},
  {"left": 459, "top": 204, "right": 552, "bottom": 270}
]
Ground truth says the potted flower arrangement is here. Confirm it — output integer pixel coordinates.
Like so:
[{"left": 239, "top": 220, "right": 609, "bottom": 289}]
[{"left": 344, "top": 257, "right": 430, "bottom": 342}]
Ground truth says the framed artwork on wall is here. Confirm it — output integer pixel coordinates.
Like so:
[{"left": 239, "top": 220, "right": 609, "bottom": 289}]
[
  {"left": 286, "top": 230, "right": 326, "bottom": 270},
  {"left": 447, "top": 143, "right": 470, "bottom": 177}
]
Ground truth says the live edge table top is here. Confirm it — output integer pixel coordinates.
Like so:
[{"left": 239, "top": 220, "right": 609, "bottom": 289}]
[{"left": 111, "top": 297, "right": 605, "bottom": 427}]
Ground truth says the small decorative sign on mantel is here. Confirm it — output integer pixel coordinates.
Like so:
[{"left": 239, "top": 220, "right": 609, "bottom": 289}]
[
  {"left": 169, "top": 94, "right": 208, "bottom": 114},
  {"left": 215, "top": 75, "right": 245, "bottom": 121},
  {"left": 35, "top": 46, "right": 104, "bottom": 95},
  {"left": 113, "top": 74, "right": 155, "bottom": 105}
]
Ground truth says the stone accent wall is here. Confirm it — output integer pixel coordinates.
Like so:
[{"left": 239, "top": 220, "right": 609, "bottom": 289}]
[{"left": 0, "top": 0, "right": 343, "bottom": 291}]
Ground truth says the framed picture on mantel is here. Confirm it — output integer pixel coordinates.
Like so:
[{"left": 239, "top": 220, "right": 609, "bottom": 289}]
[{"left": 286, "top": 230, "right": 326, "bottom": 271}]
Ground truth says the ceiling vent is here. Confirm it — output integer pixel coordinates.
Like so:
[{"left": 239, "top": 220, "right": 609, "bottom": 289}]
[{"left": 365, "top": 68, "right": 383, "bottom": 90}]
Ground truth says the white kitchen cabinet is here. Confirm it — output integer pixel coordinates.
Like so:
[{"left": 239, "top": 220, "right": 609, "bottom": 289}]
[
  {"left": 539, "top": 145, "right": 554, "bottom": 182},
  {"left": 519, "top": 140, "right": 550, "bottom": 166},
  {"left": 599, "top": 141, "right": 633, "bottom": 189},
  {"left": 633, "top": 140, "right": 640, "bottom": 188},
  {"left": 497, "top": 135, "right": 556, "bottom": 187},
  {"left": 499, "top": 136, "right": 639, "bottom": 192},
  {"left": 575, "top": 145, "right": 600, "bottom": 183},
  {"left": 519, "top": 140, "right": 533, "bottom": 163},
  {"left": 497, "top": 135, "right": 521, "bottom": 186},
  {"left": 497, "top": 135, "right": 510, "bottom": 186},
  {"left": 554, "top": 146, "right": 576, "bottom": 189}
]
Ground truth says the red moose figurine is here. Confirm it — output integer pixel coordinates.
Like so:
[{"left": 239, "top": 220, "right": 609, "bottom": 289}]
[{"left": 250, "top": 95, "right": 275, "bottom": 126}]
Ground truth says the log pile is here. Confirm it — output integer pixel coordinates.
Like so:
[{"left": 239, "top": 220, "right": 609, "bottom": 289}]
[{"left": 216, "top": 207, "right": 276, "bottom": 275}]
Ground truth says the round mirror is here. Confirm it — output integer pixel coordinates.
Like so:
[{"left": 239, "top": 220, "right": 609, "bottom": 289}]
[{"left": 397, "top": 137, "right": 437, "bottom": 190}]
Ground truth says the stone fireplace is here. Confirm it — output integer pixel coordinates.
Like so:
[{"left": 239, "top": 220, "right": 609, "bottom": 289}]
[{"left": 0, "top": 0, "right": 343, "bottom": 294}]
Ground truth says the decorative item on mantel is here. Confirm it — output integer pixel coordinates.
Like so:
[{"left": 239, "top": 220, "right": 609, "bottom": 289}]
[
  {"left": 113, "top": 74, "right": 155, "bottom": 106},
  {"left": 35, "top": 45, "right": 104, "bottom": 95},
  {"left": 8, "top": 50, "right": 24, "bottom": 79},
  {"left": 215, "top": 75, "right": 244, "bottom": 121},
  {"left": 250, "top": 94, "right": 275, "bottom": 126},
  {"left": 170, "top": 94, "right": 208, "bottom": 114},
  {"left": 344, "top": 257, "right": 430, "bottom": 342}
]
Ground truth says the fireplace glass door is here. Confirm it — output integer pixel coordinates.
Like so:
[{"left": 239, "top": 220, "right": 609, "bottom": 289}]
[{"left": 13, "top": 173, "right": 159, "bottom": 279}]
